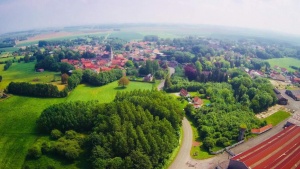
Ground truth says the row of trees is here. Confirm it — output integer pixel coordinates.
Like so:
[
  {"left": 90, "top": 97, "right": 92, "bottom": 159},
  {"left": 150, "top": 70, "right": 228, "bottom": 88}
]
[
  {"left": 7, "top": 82, "right": 68, "bottom": 98},
  {"left": 4, "top": 60, "right": 12, "bottom": 70},
  {"left": 36, "top": 90, "right": 183, "bottom": 169}
]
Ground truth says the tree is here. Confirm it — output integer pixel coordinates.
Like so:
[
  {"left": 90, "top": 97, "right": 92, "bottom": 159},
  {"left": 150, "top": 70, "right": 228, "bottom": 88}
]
[
  {"left": 118, "top": 76, "right": 129, "bottom": 88},
  {"left": 125, "top": 60, "right": 134, "bottom": 68},
  {"left": 0, "top": 75, "right": 2, "bottom": 82},
  {"left": 61, "top": 73, "right": 69, "bottom": 84},
  {"left": 60, "top": 62, "right": 74, "bottom": 74},
  {"left": 24, "top": 54, "right": 30, "bottom": 63}
]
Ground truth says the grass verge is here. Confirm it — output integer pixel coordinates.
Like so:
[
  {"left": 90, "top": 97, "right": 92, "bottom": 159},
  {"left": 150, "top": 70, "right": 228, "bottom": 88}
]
[
  {"left": 264, "top": 110, "right": 291, "bottom": 126},
  {"left": 186, "top": 115, "right": 214, "bottom": 160}
]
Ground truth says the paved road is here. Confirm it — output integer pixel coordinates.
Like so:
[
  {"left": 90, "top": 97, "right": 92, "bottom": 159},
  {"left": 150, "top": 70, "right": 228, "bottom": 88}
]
[
  {"left": 169, "top": 118, "right": 193, "bottom": 169},
  {"left": 157, "top": 67, "right": 175, "bottom": 90}
]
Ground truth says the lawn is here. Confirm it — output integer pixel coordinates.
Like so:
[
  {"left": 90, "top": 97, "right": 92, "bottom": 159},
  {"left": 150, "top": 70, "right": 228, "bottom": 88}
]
[
  {"left": 267, "top": 57, "right": 300, "bottom": 72},
  {"left": 0, "top": 62, "right": 60, "bottom": 90},
  {"left": 0, "top": 80, "right": 153, "bottom": 169},
  {"left": 264, "top": 110, "right": 291, "bottom": 126}
]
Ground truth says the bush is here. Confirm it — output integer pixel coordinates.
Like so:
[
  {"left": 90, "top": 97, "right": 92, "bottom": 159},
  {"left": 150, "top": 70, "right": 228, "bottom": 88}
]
[
  {"left": 27, "top": 145, "right": 42, "bottom": 159},
  {"left": 41, "top": 141, "right": 52, "bottom": 154},
  {"left": 51, "top": 129, "right": 63, "bottom": 139},
  {"left": 65, "top": 130, "right": 77, "bottom": 139}
]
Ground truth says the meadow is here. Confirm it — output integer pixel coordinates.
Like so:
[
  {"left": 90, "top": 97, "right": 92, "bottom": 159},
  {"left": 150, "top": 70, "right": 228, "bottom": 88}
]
[
  {"left": 0, "top": 76, "right": 154, "bottom": 169},
  {"left": 0, "top": 62, "right": 60, "bottom": 90},
  {"left": 267, "top": 57, "right": 300, "bottom": 72}
]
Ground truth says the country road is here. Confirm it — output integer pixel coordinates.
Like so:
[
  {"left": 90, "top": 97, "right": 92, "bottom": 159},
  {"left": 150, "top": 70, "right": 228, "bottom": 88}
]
[
  {"left": 169, "top": 118, "right": 193, "bottom": 169},
  {"left": 157, "top": 67, "right": 175, "bottom": 90}
]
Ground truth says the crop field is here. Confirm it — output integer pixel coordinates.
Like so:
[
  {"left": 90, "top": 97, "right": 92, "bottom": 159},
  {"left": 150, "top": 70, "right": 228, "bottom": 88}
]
[
  {"left": 0, "top": 79, "right": 153, "bottom": 169},
  {"left": 0, "top": 62, "right": 60, "bottom": 90},
  {"left": 267, "top": 57, "right": 300, "bottom": 72},
  {"left": 16, "top": 31, "right": 110, "bottom": 47}
]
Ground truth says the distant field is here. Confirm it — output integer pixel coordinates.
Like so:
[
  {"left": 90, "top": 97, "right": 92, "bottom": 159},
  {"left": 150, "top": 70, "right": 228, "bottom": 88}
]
[
  {"left": 0, "top": 47, "right": 20, "bottom": 52},
  {"left": 16, "top": 31, "right": 110, "bottom": 47},
  {"left": 0, "top": 62, "right": 60, "bottom": 90},
  {"left": 108, "top": 31, "right": 144, "bottom": 41},
  {"left": 0, "top": 56, "right": 23, "bottom": 62},
  {"left": 0, "top": 80, "right": 153, "bottom": 169},
  {"left": 264, "top": 110, "right": 291, "bottom": 126},
  {"left": 267, "top": 57, "right": 300, "bottom": 71}
]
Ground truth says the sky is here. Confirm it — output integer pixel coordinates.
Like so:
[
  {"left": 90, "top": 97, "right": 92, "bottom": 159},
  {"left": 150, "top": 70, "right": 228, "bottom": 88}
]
[{"left": 0, "top": 0, "right": 300, "bottom": 35}]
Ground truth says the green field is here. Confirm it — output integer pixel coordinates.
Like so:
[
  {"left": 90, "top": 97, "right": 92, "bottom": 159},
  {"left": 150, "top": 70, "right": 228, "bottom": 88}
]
[
  {"left": 108, "top": 31, "right": 144, "bottom": 41},
  {"left": 0, "top": 47, "right": 20, "bottom": 52},
  {"left": 264, "top": 110, "right": 291, "bottom": 126},
  {"left": 267, "top": 57, "right": 300, "bottom": 72},
  {"left": 0, "top": 56, "right": 24, "bottom": 62},
  {"left": 0, "top": 78, "right": 153, "bottom": 169},
  {"left": 0, "top": 62, "right": 60, "bottom": 90}
]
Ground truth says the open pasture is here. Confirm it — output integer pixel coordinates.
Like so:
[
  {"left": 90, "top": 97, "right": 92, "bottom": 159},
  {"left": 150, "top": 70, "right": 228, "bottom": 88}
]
[
  {"left": 267, "top": 57, "right": 300, "bottom": 72},
  {"left": 0, "top": 62, "right": 60, "bottom": 90}
]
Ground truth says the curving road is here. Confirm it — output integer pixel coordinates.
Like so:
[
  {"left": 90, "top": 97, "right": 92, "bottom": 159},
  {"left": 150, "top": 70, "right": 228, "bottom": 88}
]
[
  {"left": 169, "top": 115, "right": 292, "bottom": 169},
  {"left": 157, "top": 67, "right": 175, "bottom": 90}
]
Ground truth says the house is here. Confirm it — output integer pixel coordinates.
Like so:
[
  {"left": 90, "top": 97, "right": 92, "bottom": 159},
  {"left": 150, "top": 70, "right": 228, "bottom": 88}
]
[
  {"left": 285, "top": 90, "right": 300, "bottom": 101},
  {"left": 290, "top": 76, "right": 300, "bottom": 84},
  {"left": 192, "top": 96, "right": 203, "bottom": 108},
  {"left": 143, "top": 74, "right": 153, "bottom": 82},
  {"left": 281, "top": 67, "right": 288, "bottom": 73},
  {"left": 179, "top": 89, "right": 190, "bottom": 97},
  {"left": 36, "top": 68, "right": 44, "bottom": 72},
  {"left": 270, "top": 74, "right": 286, "bottom": 82}
]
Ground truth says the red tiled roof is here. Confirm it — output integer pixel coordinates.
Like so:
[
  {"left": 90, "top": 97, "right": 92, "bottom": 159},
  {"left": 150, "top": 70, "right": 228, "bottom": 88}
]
[
  {"left": 193, "top": 97, "right": 203, "bottom": 105},
  {"left": 231, "top": 125, "right": 300, "bottom": 169},
  {"left": 180, "top": 89, "right": 189, "bottom": 97},
  {"left": 251, "top": 124, "right": 273, "bottom": 134}
]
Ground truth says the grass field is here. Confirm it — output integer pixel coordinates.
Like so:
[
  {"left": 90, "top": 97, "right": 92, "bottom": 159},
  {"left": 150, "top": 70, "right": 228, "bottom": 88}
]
[
  {"left": 0, "top": 56, "right": 23, "bottom": 62},
  {"left": 0, "top": 47, "right": 20, "bottom": 52},
  {"left": 267, "top": 57, "right": 300, "bottom": 72},
  {"left": 108, "top": 31, "right": 144, "bottom": 41},
  {"left": 264, "top": 110, "right": 291, "bottom": 126},
  {"left": 0, "top": 62, "right": 60, "bottom": 90},
  {"left": 0, "top": 79, "right": 153, "bottom": 169}
]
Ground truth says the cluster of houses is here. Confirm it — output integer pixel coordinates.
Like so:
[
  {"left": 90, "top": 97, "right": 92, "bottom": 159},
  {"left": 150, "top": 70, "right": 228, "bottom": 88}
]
[
  {"left": 179, "top": 89, "right": 204, "bottom": 109},
  {"left": 58, "top": 41, "right": 169, "bottom": 73}
]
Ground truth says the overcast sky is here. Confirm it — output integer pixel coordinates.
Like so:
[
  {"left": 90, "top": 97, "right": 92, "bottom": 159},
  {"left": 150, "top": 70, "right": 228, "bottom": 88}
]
[{"left": 1, "top": 0, "right": 300, "bottom": 35}]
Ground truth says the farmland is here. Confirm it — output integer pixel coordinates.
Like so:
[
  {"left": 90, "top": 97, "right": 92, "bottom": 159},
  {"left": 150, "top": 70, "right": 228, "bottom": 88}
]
[{"left": 267, "top": 57, "right": 300, "bottom": 71}]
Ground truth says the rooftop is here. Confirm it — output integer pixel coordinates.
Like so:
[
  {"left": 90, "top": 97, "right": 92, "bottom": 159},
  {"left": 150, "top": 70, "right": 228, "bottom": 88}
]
[{"left": 230, "top": 125, "right": 300, "bottom": 169}]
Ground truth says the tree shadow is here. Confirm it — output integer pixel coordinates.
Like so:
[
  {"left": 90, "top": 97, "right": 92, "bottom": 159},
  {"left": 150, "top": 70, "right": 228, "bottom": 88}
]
[{"left": 114, "top": 86, "right": 127, "bottom": 90}]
